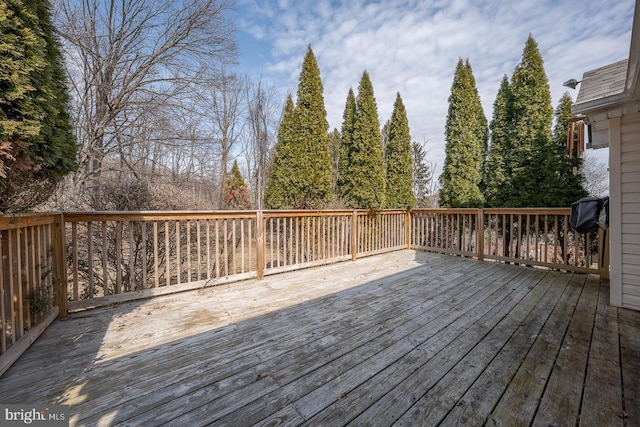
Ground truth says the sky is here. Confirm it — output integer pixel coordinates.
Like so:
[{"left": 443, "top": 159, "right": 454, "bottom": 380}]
[{"left": 231, "top": 0, "right": 635, "bottom": 180}]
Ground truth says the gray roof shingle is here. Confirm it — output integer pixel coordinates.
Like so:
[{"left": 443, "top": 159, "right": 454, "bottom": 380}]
[{"left": 575, "top": 59, "right": 628, "bottom": 105}]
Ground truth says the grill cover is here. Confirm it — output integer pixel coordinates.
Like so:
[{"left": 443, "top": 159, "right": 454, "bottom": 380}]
[{"left": 570, "top": 197, "right": 607, "bottom": 234}]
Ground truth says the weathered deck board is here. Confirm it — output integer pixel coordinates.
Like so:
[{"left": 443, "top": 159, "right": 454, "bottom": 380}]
[
  {"left": 579, "top": 278, "right": 624, "bottom": 427},
  {"left": 0, "top": 250, "right": 636, "bottom": 427},
  {"left": 389, "top": 268, "right": 563, "bottom": 426},
  {"left": 305, "top": 267, "right": 543, "bottom": 427},
  {"left": 619, "top": 307, "right": 640, "bottom": 426},
  {"left": 269, "top": 268, "right": 523, "bottom": 425},
  {"left": 217, "top": 263, "right": 516, "bottom": 427},
  {"left": 531, "top": 274, "right": 600, "bottom": 427},
  {"left": 487, "top": 272, "right": 586, "bottom": 425},
  {"left": 76, "top": 256, "right": 474, "bottom": 425},
  {"left": 414, "top": 271, "right": 573, "bottom": 426},
  {"left": 99, "top": 256, "right": 499, "bottom": 425}
]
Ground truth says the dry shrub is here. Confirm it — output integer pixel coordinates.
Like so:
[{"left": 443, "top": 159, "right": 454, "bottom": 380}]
[
  {"left": 42, "top": 175, "right": 217, "bottom": 212},
  {"left": 87, "top": 179, "right": 154, "bottom": 211},
  {"left": 148, "top": 182, "right": 214, "bottom": 210}
]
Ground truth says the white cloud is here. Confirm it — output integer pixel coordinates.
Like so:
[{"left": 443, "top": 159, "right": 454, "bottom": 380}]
[{"left": 235, "top": 0, "right": 635, "bottom": 180}]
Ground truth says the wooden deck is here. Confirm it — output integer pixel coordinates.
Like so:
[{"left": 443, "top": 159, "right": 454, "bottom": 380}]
[{"left": 0, "top": 250, "right": 638, "bottom": 426}]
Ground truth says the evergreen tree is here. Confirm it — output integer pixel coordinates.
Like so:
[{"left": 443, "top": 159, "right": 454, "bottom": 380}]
[
  {"left": 264, "top": 95, "right": 296, "bottom": 208},
  {"left": 328, "top": 128, "right": 341, "bottom": 193},
  {"left": 485, "top": 75, "right": 513, "bottom": 207},
  {"left": 381, "top": 120, "right": 390, "bottom": 155},
  {"left": 293, "top": 45, "right": 333, "bottom": 208},
  {"left": 0, "top": 0, "right": 76, "bottom": 212},
  {"left": 544, "top": 92, "right": 588, "bottom": 206},
  {"left": 439, "top": 59, "right": 487, "bottom": 208},
  {"left": 506, "top": 34, "right": 553, "bottom": 207},
  {"left": 346, "top": 71, "right": 386, "bottom": 209},
  {"left": 222, "top": 160, "right": 251, "bottom": 209},
  {"left": 385, "top": 93, "right": 415, "bottom": 209},
  {"left": 264, "top": 46, "right": 332, "bottom": 209},
  {"left": 412, "top": 141, "right": 432, "bottom": 208},
  {"left": 337, "top": 88, "right": 357, "bottom": 201}
]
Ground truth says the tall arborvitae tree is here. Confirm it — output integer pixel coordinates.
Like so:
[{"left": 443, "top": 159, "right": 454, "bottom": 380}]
[
  {"left": 544, "top": 92, "right": 588, "bottom": 205},
  {"left": 294, "top": 45, "right": 333, "bottom": 208},
  {"left": 337, "top": 88, "right": 357, "bottom": 201},
  {"left": 264, "top": 95, "right": 296, "bottom": 208},
  {"left": 485, "top": 75, "right": 513, "bottom": 207},
  {"left": 506, "top": 34, "right": 554, "bottom": 207},
  {"left": 328, "top": 128, "right": 341, "bottom": 193},
  {"left": 0, "top": 0, "right": 76, "bottom": 212},
  {"left": 346, "top": 71, "right": 386, "bottom": 209},
  {"left": 385, "top": 93, "right": 415, "bottom": 209},
  {"left": 264, "top": 46, "right": 332, "bottom": 209},
  {"left": 439, "top": 59, "right": 487, "bottom": 208},
  {"left": 381, "top": 120, "right": 390, "bottom": 155}
]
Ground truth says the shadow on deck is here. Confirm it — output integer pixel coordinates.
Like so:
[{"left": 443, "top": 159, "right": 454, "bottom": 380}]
[{"left": 0, "top": 250, "right": 638, "bottom": 426}]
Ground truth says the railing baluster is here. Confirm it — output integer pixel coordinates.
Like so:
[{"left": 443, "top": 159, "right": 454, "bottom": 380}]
[
  {"left": 223, "top": 219, "right": 228, "bottom": 276},
  {"left": 248, "top": 219, "right": 252, "bottom": 273},
  {"left": 275, "top": 217, "right": 280, "bottom": 267},
  {"left": 8, "top": 229, "right": 16, "bottom": 344},
  {"left": 128, "top": 221, "right": 134, "bottom": 291},
  {"left": 103, "top": 222, "right": 108, "bottom": 294},
  {"left": 87, "top": 222, "right": 94, "bottom": 297},
  {"left": 176, "top": 220, "right": 182, "bottom": 283},
  {"left": 164, "top": 221, "right": 171, "bottom": 286},
  {"left": 215, "top": 219, "right": 220, "bottom": 279},
  {"left": 196, "top": 220, "right": 202, "bottom": 280},
  {"left": 72, "top": 222, "right": 78, "bottom": 300},
  {"left": 0, "top": 230, "right": 5, "bottom": 353},
  {"left": 142, "top": 221, "right": 147, "bottom": 289},
  {"left": 205, "top": 219, "right": 211, "bottom": 280},
  {"left": 115, "top": 221, "right": 122, "bottom": 294},
  {"left": 256, "top": 212, "right": 264, "bottom": 279},
  {"left": 232, "top": 218, "right": 237, "bottom": 275},
  {"left": 153, "top": 221, "right": 159, "bottom": 288},
  {"left": 186, "top": 220, "right": 191, "bottom": 281},
  {"left": 241, "top": 218, "right": 245, "bottom": 273}
]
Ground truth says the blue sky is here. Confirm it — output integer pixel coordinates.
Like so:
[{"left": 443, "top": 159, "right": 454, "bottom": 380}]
[{"left": 231, "top": 0, "right": 635, "bottom": 178}]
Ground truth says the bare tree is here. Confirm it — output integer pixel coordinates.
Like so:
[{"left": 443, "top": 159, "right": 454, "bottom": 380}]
[
  {"left": 205, "top": 71, "right": 246, "bottom": 206},
  {"left": 243, "top": 79, "right": 279, "bottom": 209},
  {"left": 53, "top": 0, "right": 236, "bottom": 199},
  {"left": 582, "top": 152, "right": 609, "bottom": 196}
]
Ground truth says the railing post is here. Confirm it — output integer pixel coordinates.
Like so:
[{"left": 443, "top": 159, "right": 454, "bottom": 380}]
[
  {"left": 256, "top": 211, "right": 264, "bottom": 280},
  {"left": 53, "top": 213, "right": 67, "bottom": 319},
  {"left": 598, "top": 228, "right": 610, "bottom": 280},
  {"left": 405, "top": 210, "right": 412, "bottom": 250},
  {"left": 351, "top": 210, "right": 357, "bottom": 261},
  {"left": 477, "top": 209, "right": 484, "bottom": 261}
]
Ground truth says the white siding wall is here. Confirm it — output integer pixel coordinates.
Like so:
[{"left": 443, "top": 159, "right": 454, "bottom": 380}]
[{"left": 620, "top": 113, "right": 640, "bottom": 310}]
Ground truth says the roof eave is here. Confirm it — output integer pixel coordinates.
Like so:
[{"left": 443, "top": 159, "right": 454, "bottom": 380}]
[{"left": 572, "top": 92, "right": 632, "bottom": 116}]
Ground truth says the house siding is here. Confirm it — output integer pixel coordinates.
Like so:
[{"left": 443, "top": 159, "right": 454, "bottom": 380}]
[{"left": 620, "top": 112, "right": 640, "bottom": 310}]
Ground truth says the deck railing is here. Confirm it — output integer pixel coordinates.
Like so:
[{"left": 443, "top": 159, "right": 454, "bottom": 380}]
[
  {"left": 261, "top": 210, "right": 407, "bottom": 276},
  {"left": 0, "top": 214, "right": 65, "bottom": 374},
  {"left": 0, "top": 208, "right": 608, "bottom": 372},
  {"left": 411, "top": 208, "right": 608, "bottom": 274},
  {"left": 63, "top": 211, "right": 260, "bottom": 311}
]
